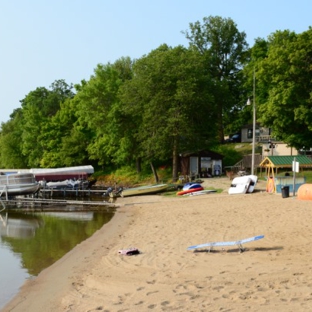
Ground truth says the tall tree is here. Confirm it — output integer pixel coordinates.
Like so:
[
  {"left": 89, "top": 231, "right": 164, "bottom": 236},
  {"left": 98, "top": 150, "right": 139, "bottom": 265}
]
[
  {"left": 239, "top": 38, "right": 269, "bottom": 131},
  {"left": 120, "top": 44, "right": 216, "bottom": 181},
  {"left": 183, "top": 16, "right": 249, "bottom": 142},
  {"left": 0, "top": 109, "right": 28, "bottom": 168},
  {"left": 73, "top": 58, "right": 134, "bottom": 167},
  {"left": 20, "top": 80, "right": 74, "bottom": 167},
  {"left": 39, "top": 97, "right": 90, "bottom": 167},
  {"left": 256, "top": 28, "right": 312, "bottom": 149}
]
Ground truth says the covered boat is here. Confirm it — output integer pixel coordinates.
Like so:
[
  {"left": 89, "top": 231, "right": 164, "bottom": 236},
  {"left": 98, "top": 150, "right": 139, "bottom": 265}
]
[{"left": 28, "top": 165, "right": 94, "bottom": 181}]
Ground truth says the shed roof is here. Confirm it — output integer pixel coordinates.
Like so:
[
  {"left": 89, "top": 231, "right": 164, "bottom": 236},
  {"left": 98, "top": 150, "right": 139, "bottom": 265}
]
[
  {"left": 259, "top": 156, "right": 312, "bottom": 168},
  {"left": 180, "top": 150, "right": 223, "bottom": 159}
]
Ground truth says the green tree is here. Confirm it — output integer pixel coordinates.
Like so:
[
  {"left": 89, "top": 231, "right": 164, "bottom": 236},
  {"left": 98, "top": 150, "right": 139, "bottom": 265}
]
[
  {"left": 256, "top": 28, "right": 312, "bottom": 149},
  {"left": 239, "top": 38, "right": 269, "bottom": 132},
  {"left": 0, "top": 109, "right": 28, "bottom": 168},
  {"left": 39, "top": 97, "right": 91, "bottom": 167},
  {"left": 184, "top": 16, "right": 249, "bottom": 142},
  {"left": 120, "top": 44, "right": 216, "bottom": 181},
  {"left": 73, "top": 58, "right": 134, "bottom": 167},
  {"left": 20, "top": 80, "right": 75, "bottom": 167}
]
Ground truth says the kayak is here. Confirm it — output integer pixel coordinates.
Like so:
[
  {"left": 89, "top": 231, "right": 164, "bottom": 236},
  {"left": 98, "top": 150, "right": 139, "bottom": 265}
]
[{"left": 177, "top": 186, "right": 204, "bottom": 195}]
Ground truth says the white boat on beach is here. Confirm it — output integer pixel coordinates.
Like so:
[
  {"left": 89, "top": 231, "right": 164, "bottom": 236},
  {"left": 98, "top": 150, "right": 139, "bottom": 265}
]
[
  {"left": 228, "top": 175, "right": 258, "bottom": 195},
  {"left": 0, "top": 173, "right": 40, "bottom": 197},
  {"left": 246, "top": 175, "right": 258, "bottom": 193},
  {"left": 228, "top": 176, "right": 252, "bottom": 195}
]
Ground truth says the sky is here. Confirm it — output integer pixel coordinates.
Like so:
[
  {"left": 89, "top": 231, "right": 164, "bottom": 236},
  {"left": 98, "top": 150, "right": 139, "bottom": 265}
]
[{"left": 0, "top": 0, "right": 311, "bottom": 124}]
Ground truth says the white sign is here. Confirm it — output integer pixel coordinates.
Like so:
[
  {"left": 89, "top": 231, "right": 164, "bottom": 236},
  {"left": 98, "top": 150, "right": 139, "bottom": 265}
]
[{"left": 292, "top": 161, "right": 299, "bottom": 173}]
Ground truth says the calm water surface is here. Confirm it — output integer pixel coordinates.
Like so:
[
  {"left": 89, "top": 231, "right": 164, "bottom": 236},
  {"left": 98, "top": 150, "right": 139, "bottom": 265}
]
[{"left": 0, "top": 207, "right": 115, "bottom": 310}]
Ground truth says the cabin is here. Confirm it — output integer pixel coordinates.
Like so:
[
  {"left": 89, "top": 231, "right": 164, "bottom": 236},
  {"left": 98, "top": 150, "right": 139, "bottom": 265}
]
[
  {"left": 241, "top": 124, "right": 299, "bottom": 157},
  {"left": 179, "top": 150, "right": 224, "bottom": 180},
  {"left": 261, "top": 142, "right": 298, "bottom": 157},
  {"left": 241, "top": 123, "right": 271, "bottom": 143}
]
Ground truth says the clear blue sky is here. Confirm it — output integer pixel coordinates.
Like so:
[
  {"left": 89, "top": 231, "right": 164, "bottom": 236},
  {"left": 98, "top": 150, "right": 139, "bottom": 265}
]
[{"left": 1, "top": 0, "right": 311, "bottom": 124}]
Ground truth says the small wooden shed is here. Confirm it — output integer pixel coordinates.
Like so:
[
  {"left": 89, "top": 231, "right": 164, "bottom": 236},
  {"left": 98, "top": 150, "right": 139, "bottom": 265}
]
[{"left": 179, "top": 150, "right": 224, "bottom": 179}]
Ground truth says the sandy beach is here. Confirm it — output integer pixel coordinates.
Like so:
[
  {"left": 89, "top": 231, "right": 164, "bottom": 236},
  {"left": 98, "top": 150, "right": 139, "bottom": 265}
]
[{"left": 3, "top": 177, "right": 312, "bottom": 312}]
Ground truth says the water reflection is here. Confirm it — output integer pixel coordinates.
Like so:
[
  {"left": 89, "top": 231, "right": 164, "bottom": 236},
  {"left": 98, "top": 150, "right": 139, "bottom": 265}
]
[
  {"left": 0, "top": 208, "right": 115, "bottom": 309},
  {"left": 0, "top": 212, "right": 42, "bottom": 239}
]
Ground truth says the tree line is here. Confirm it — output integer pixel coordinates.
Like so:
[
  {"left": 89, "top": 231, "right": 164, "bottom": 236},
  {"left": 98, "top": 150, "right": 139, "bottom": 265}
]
[{"left": 1, "top": 16, "right": 312, "bottom": 181}]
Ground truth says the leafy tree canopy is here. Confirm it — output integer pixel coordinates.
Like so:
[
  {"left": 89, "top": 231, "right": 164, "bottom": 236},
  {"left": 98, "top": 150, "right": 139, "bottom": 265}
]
[{"left": 255, "top": 28, "right": 312, "bottom": 149}]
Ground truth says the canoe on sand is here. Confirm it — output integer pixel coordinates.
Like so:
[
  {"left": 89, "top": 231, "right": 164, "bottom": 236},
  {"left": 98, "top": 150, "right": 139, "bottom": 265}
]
[{"left": 120, "top": 184, "right": 169, "bottom": 197}]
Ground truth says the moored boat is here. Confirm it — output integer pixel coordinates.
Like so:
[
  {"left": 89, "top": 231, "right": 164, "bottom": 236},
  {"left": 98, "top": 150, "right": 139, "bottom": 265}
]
[
  {"left": 44, "top": 179, "right": 89, "bottom": 190},
  {"left": 0, "top": 173, "right": 40, "bottom": 197}
]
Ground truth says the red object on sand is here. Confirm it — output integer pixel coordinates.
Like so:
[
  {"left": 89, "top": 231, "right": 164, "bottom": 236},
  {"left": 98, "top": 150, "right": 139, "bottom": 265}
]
[{"left": 176, "top": 187, "right": 204, "bottom": 196}]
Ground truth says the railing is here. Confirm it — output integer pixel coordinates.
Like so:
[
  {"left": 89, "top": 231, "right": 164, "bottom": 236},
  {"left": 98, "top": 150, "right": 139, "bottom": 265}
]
[
  {"left": 230, "top": 154, "right": 264, "bottom": 174},
  {"left": 0, "top": 185, "right": 8, "bottom": 201},
  {"left": 257, "top": 135, "right": 272, "bottom": 142}
]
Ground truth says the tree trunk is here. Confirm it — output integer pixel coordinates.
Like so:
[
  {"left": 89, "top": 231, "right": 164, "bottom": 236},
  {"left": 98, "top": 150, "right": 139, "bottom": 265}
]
[
  {"left": 218, "top": 103, "right": 224, "bottom": 143},
  {"left": 150, "top": 162, "right": 159, "bottom": 183},
  {"left": 172, "top": 137, "right": 179, "bottom": 182},
  {"left": 136, "top": 157, "right": 141, "bottom": 173}
]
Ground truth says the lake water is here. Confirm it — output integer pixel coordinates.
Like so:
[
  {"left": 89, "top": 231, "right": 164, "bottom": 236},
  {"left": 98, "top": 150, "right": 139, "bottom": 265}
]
[{"left": 0, "top": 208, "right": 115, "bottom": 310}]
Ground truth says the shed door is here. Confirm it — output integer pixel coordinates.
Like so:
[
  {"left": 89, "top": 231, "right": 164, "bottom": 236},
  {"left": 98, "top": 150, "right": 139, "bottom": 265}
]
[{"left": 190, "top": 157, "right": 198, "bottom": 175}]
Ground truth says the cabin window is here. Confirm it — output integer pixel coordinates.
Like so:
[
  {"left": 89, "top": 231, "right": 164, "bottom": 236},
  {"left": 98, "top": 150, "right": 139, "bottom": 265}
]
[{"left": 247, "top": 128, "right": 260, "bottom": 139}]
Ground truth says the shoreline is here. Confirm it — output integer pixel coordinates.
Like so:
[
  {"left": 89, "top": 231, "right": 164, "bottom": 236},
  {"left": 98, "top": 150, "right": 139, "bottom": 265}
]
[
  {"left": 4, "top": 178, "right": 312, "bottom": 311},
  {"left": 2, "top": 202, "right": 134, "bottom": 312}
]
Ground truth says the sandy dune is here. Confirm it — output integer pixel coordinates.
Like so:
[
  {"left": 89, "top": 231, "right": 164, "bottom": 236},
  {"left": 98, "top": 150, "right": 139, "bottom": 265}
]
[{"left": 3, "top": 177, "right": 312, "bottom": 312}]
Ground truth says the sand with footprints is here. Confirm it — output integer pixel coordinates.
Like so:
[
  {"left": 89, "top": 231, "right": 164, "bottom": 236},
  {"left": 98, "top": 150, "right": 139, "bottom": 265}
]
[{"left": 4, "top": 178, "right": 312, "bottom": 312}]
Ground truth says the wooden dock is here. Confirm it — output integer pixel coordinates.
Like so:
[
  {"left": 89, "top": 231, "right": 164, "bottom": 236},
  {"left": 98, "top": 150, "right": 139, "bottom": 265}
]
[
  {"left": 38, "top": 188, "right": 108, "bottom": 198},
  {"left": 0, "top": 196, "right": 118, "bottom": 211}
]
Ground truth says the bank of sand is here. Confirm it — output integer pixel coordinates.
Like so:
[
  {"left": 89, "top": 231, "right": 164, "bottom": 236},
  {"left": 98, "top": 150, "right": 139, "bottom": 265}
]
[{"left": 3, "top": 178, "right": 312, "bottom": 311}]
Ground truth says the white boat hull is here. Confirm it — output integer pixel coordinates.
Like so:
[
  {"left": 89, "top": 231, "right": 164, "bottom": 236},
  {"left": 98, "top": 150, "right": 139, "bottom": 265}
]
[
  {"left": 228, "top": 177, "right": 251, "bottom": 195},
  {"left": 0, "top": 173, "right": 40, "bottom": 196},
  {"left": 245, "top": 175, "right": 258, "bottom": 193}
]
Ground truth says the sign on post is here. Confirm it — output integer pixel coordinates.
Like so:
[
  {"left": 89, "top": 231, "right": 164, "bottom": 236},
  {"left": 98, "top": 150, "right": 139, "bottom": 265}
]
[
  {"left": 292, "top": 160, "right": 299, "bottom": 173},
  {"left": 292, "top": 158, "right": 299, "bottom": 197}
]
